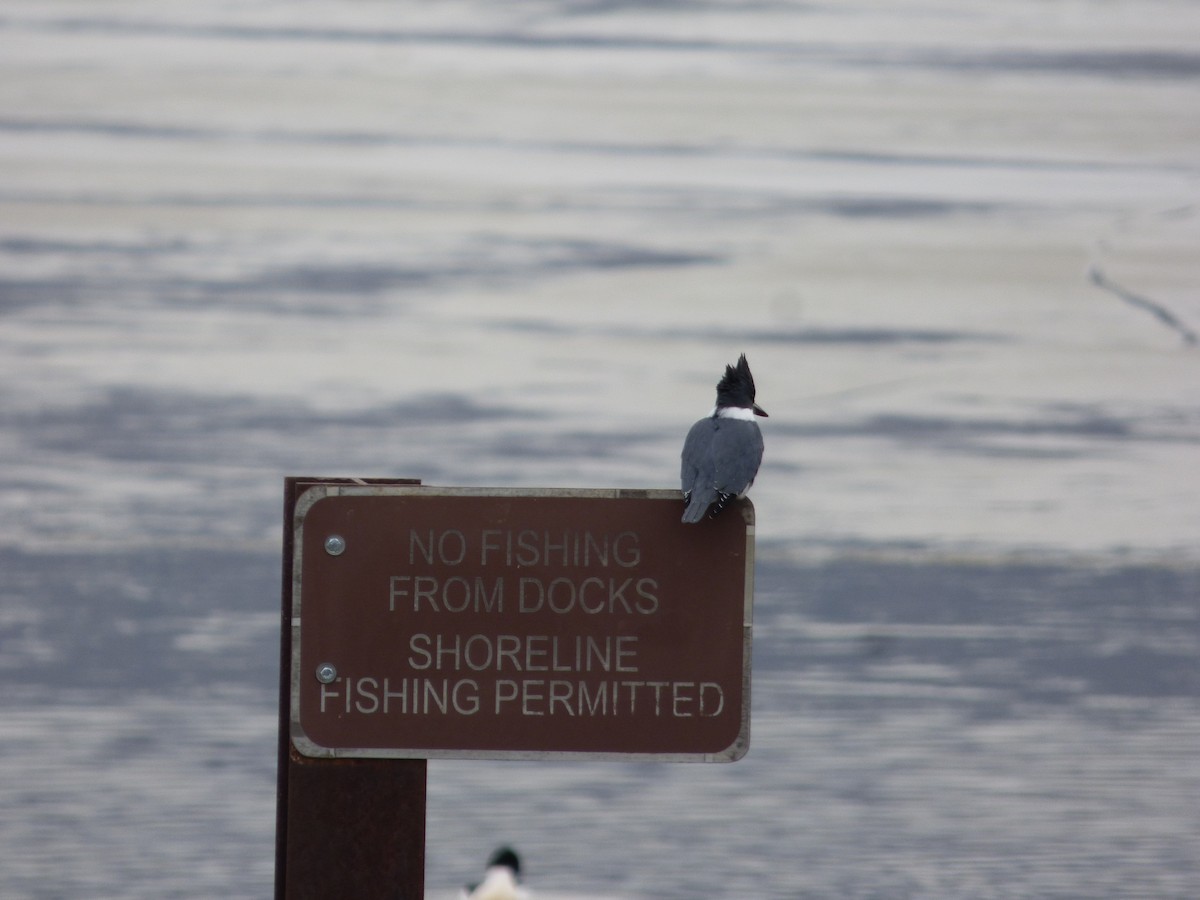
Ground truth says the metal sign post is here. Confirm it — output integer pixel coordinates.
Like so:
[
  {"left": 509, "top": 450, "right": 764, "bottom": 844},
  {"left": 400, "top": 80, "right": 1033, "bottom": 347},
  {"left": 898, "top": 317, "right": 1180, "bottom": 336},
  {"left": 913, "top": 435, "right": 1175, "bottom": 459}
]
[
  {"left": 276, "top": 478, "right": 755, "bottom": 898},
  {"left": 276, "top": 477, "right": 426, "bottom": 900}
]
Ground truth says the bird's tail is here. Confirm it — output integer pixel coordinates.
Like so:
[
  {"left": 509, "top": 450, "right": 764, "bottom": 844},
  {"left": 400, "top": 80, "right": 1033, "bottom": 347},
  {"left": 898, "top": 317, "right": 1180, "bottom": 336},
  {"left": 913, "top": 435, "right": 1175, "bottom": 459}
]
[{"left": 681, "top": 490, "right": 715, "bottom": 523}]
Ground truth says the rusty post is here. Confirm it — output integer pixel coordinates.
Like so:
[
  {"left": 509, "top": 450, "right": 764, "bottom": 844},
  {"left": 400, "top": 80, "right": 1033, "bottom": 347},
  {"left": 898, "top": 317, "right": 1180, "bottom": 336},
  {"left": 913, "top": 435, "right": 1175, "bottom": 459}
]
[{"left": 276, "top": 477, "right": 425, "bottom": 900}]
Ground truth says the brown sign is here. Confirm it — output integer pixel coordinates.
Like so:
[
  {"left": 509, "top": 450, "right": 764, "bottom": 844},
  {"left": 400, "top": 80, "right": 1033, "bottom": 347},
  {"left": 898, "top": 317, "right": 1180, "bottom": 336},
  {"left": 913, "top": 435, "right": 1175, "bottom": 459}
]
[{"left": 290, "top": 485, "right": 753, "bottom": 761}]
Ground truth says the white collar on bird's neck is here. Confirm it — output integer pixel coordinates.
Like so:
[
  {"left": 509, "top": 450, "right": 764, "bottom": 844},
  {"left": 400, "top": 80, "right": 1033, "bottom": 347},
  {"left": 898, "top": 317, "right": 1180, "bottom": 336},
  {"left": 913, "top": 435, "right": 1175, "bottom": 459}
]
[{"left": 711, "top": 406, "right": 757, "bottom": 421}]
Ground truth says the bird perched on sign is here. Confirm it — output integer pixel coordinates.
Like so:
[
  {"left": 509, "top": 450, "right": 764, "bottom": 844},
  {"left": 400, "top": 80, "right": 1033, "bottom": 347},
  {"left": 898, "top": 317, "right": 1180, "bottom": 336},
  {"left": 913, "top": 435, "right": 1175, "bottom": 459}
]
[
  {"left": 460, "top": 846, "right": 530, "bottom": 900},
  {"left": 680, "top": 354, "right": 767, "bottom": 523}
]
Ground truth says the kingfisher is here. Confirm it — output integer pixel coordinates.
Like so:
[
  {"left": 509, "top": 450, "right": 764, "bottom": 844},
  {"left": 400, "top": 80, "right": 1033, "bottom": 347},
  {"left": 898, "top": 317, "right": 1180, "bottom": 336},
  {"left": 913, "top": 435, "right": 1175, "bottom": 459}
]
[
  {"left": 680, "top": 354, "right": 767, "bottom": 523},
  {"left": 460, "top": 846, "right": 529, "bottom": 900}
]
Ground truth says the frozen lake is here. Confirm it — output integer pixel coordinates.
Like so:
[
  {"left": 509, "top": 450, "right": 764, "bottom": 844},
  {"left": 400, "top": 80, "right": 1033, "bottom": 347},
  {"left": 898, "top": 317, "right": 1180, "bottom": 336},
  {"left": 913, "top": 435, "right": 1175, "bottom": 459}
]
[{"left": 1, "top": 1, "right": 1198, "bottom": 897}]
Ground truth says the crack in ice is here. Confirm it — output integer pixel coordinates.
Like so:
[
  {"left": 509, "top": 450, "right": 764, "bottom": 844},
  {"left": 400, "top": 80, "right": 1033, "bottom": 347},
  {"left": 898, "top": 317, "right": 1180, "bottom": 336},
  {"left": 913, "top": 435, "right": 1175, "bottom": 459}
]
[{"left": 1087, "top": 264, "right": 1198, "bottom": 346}]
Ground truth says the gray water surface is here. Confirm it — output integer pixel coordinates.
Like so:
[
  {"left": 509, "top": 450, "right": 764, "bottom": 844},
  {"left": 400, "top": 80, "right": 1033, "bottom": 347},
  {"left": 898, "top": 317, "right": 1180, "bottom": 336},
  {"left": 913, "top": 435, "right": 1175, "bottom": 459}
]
[{"left": 2, "top": 1, "right": 1199, "bottom": 897}]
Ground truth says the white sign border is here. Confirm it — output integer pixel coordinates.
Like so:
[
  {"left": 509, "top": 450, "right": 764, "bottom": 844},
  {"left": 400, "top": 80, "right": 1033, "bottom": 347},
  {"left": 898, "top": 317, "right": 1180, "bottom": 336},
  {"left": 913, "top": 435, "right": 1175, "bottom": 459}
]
[{"left": 289, "top": 484, "right": 754, "bottom": 763}]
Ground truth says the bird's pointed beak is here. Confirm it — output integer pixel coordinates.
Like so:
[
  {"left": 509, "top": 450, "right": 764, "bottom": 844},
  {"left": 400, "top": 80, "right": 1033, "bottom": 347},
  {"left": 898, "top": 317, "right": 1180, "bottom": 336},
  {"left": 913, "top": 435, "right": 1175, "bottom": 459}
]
[{"left": 753, "top": 403, "right": 768, "bottom": 417}]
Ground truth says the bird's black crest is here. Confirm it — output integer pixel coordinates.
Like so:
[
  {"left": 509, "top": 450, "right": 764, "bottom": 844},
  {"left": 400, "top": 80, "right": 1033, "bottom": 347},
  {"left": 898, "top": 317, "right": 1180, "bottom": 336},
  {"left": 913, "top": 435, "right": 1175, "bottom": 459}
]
[
  {"left": 487, "top": 846, "right": 521, "bottom": 875},
  {"left": 715, "top": 353, "right": 757, "bottom": 409}
]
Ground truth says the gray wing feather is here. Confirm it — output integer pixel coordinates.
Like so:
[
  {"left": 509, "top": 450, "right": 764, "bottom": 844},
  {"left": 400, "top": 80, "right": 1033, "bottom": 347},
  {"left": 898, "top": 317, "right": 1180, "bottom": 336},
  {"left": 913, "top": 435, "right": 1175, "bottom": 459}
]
[
  {"left": 711, "top": 419, "right": 764, "bottom": 495},
  {"left": 680, "top": 417, "right": 763, "bottom": 522},
  {"left": 680, "top": 418, "right": 717, "bottom": 522}
]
